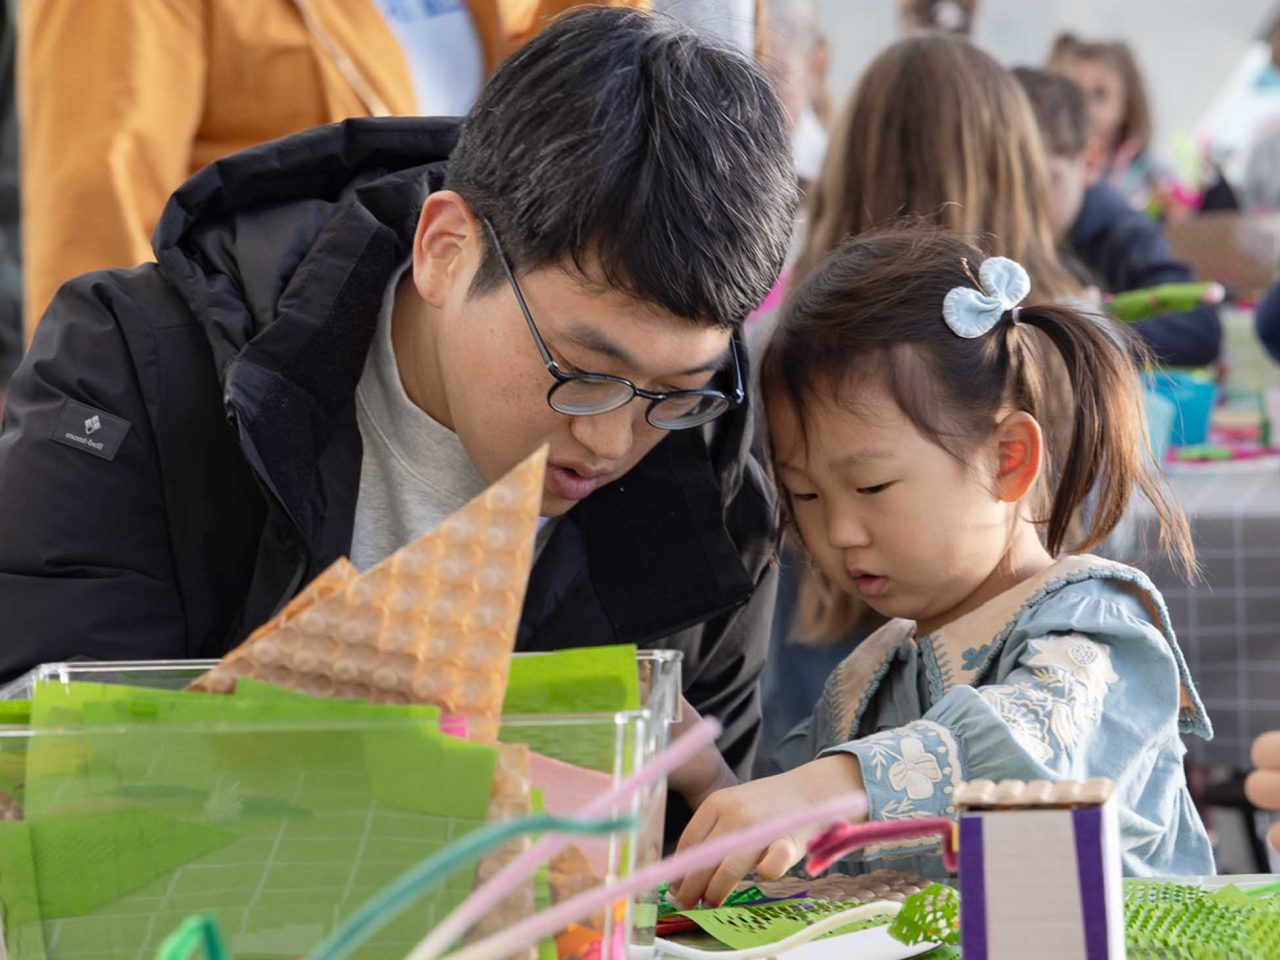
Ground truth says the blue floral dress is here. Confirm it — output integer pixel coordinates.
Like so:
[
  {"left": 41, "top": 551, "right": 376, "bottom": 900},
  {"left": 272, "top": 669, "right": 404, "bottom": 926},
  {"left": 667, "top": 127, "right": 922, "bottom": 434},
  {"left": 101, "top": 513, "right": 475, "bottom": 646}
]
[{"left": 769, "top": 556, "right": 1214, "bottom": 878}]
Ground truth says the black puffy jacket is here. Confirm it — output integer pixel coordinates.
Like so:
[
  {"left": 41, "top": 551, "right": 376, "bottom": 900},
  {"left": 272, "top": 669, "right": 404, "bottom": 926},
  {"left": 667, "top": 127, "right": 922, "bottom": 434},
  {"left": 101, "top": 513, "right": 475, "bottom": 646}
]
[{"left": 0, "top": 117, "right": 779, "bottom": 783}]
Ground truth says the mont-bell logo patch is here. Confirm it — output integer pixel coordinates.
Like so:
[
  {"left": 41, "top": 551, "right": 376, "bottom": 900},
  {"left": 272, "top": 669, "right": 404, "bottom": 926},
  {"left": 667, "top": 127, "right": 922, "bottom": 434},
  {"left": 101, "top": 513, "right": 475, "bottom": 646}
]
[{"left": 52, "top": 400, "right": 131, "bottom": 462}]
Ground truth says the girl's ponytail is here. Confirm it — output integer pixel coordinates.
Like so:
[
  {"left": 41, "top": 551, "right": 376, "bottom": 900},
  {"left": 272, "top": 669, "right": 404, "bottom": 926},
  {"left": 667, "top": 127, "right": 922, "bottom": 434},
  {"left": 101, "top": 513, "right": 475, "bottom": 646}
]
[{"left": 1016, "top": 305, "right": 1196, "bottom": 577}]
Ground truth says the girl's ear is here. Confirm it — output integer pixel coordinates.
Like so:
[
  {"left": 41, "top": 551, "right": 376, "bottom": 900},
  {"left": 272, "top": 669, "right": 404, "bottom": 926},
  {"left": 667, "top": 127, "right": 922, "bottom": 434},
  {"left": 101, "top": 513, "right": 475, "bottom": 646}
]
[{"left": 993, "top": 411, "right": 1044, "bottom": 503}]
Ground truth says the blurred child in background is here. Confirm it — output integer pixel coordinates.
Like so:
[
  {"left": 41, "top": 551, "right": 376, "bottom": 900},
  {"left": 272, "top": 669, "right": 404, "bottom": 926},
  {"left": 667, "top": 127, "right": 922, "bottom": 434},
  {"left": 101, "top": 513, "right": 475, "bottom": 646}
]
[
  {"left": 1050, "top": 33, "right": 1161, "bottom": 211},
  {"left": 1016, "top": 67, "right": 1222, "bottom": 367}
]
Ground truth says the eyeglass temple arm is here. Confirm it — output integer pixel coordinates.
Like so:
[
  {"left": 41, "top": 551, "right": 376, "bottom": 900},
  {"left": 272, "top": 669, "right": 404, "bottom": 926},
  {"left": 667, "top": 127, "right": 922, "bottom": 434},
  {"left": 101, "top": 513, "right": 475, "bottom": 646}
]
[{"left": 480, "top": 216, "right": 557, "bottom": 370}]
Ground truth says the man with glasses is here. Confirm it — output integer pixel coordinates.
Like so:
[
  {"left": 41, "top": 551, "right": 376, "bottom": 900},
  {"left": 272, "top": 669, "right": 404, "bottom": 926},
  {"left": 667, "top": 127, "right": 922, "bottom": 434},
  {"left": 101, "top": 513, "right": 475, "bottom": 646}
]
[{"left": 0, "top": 8, "right": 797, "bottom": 798}]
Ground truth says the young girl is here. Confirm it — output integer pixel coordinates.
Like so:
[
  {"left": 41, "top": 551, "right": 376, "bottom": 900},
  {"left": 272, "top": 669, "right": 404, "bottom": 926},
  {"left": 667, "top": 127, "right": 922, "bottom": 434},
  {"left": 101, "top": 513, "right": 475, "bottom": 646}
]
[
  {"left": 671, "top": 226, "right": 1213, "bottom": 908},
  {"left": 1049, "top": 34, "right": 1158, "bottom": 210}
]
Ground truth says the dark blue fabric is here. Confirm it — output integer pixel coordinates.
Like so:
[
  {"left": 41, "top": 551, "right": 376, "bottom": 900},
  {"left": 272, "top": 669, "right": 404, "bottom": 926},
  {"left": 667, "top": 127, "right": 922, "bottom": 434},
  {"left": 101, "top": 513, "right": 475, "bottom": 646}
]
[{"left": 1070, "top": 182, "right": 1221, "bottom": 367}]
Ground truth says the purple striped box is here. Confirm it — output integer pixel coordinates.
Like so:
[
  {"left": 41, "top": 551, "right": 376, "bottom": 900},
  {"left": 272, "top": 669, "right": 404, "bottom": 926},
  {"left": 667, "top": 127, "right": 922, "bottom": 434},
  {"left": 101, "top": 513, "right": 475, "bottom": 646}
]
[{"left": 959, "top": 802, "right": 1125, "bottom": 959}]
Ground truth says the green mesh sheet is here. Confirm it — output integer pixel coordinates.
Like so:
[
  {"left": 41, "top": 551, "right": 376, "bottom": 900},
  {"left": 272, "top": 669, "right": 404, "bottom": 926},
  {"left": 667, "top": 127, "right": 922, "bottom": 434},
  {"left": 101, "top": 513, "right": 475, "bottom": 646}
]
[
  {"left": 1126, "top": 881, "right": 1280, "bottom": 959},
  {"left": 678, "top": 898, "right": 895, "bottom": 951},
  {"left": 888, "top": 879, "right": 1280, "bottom": 959},
  {"left": 889, "top": 884, "right": 960, "bottom": 947}
]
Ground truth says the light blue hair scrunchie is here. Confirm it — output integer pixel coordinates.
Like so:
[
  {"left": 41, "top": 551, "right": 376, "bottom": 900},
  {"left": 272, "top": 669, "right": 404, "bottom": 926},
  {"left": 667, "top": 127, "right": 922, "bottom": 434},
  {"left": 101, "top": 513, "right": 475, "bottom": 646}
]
[{"left": 941, "top": 256, "right": 1031, "bottom": 339}]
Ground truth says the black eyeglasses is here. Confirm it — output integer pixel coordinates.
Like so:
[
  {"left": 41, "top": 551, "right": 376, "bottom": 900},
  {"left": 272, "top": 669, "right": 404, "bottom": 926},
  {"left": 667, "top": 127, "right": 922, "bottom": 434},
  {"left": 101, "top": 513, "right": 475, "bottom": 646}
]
[{"left": 482, "top": 218, "right": 744, "bottom": 431}]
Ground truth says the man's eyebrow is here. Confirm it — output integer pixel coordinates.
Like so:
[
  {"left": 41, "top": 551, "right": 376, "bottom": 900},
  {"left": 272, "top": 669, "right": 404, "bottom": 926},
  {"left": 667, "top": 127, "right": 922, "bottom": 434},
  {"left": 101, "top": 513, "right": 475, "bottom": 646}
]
[{"left": 565, "top": 323, "right": 731, "bottom": 377}]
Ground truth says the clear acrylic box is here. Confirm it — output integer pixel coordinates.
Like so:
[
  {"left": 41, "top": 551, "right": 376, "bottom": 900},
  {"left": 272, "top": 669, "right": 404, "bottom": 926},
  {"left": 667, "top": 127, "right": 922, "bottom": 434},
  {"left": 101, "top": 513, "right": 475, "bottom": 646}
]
[{"left": 0, "top": 650, "right": 681, "bottom": 960}]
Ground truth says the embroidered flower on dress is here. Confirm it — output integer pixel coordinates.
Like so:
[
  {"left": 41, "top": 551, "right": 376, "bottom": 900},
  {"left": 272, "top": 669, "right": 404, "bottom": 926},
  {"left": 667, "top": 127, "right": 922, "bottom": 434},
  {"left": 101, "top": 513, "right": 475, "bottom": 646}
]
[
  {"left": 887, "top": 736, "right": 944, "bottom": 800},
  {"left": 1025, "top": 636, "right": 1119, "bottom": 702}
]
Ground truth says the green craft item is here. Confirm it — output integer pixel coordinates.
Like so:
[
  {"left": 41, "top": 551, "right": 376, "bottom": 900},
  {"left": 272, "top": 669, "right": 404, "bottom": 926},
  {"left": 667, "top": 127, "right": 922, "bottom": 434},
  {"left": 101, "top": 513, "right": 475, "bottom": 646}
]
[
  {"left": 678, "top": 898, "right": 894, "bottom": 951},
  {"left": 889, "top": 879, "right": 1280, "bottom": 959},
  {"left": 888, "top": 883, "right": 960, "bottom": 946},
  {"left": 503, "top": 645, "right": 641, "bottom": 714},
  {"left": 657, "top": 882, "right": 765, "bottom": 918},
  {"left": 0, "top": 820, "right": 47, "bottom": 960},
  {"left": 77, "top": 690, "right": 494, "bottom": 820},
  {"left": 528, "top": 790, "right": 559, "bottom": 960},
  {"left": 13, "top": 681, "right": 500, "bottom": 959},
  {"left": 0, "top": 700, "right": 30, "bottom": 724},
  {"left": 228, "top": 677, "right": 494, "bottom": 816},
  {"left": 1125, "top": 880, "right": 1280, "bottom": 959},
  {"left": 1108, "top": 282, "right": 1224, "bottom": 323},
  {"left": 30, "top": 809, "right": 237, "bottom": 918},
  {"left": 500, "top": 645, "right": 642, "bottom": 772}
]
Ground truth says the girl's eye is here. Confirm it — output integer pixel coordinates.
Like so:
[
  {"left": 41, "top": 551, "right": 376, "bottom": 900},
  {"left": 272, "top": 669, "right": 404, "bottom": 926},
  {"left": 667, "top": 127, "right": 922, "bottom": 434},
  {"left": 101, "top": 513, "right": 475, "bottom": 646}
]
[
  {"left": 857, "top": 482, "right": 894, "bottom": 495},
  {"left": 789, "top": 491, "right": 819, "bottom": 503}
]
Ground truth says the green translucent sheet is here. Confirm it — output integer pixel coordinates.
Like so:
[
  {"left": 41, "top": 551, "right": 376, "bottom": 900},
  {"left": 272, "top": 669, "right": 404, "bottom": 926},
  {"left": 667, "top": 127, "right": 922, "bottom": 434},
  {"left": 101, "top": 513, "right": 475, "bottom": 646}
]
[
  {"left": 502, "top": 645, "right": 640, "bottom": 716},
  {"left": 5, "top": 680, "right": 498, "bottom": 960},
  {"left": 500, "top": 645, "right": 641, "bottom": 771}
]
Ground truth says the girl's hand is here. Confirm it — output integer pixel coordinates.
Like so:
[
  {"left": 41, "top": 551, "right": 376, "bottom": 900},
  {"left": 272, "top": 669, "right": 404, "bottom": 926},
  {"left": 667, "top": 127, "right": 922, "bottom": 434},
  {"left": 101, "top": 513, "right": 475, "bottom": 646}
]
[
  {"left": 1245, "top": 731, "right": 1280, "bottom": 849},
  {"left": 666, "top": 696, "right": 739, "bottom": 810},
  {"left": 671, "top": 753, "right": 866, "bottom": 910}
]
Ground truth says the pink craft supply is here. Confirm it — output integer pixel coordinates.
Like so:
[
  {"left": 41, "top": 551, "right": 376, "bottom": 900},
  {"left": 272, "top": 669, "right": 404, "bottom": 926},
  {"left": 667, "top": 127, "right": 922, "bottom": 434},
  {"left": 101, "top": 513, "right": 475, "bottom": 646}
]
[
  {"left": 804, "top": 817, "right": 958, "bottom": 875},
  {"left": 528, "top": 750, "right": 615, "bottom": 873},
  {"left": 435, "top": 791, "right": 870, "bottom": 960},
  {"left": 440, "top": 714, "right": 468, "bottom": 738},
  {"left": 409, "top": 718, "right": 725, "bottom": 960}
]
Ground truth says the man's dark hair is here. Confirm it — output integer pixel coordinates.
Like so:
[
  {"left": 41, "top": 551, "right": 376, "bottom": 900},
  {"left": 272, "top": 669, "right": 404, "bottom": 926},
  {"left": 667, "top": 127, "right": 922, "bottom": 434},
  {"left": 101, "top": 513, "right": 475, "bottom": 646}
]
[
  {"left": 1013, "top": 66, "right": 1090, "bottom": 158},
  {"left": 446, "top": 7, "right": 797, "bottom": 328}
]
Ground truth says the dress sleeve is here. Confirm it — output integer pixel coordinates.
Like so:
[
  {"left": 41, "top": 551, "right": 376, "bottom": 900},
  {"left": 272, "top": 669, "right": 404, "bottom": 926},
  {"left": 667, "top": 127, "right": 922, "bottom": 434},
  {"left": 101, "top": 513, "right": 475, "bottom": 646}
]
[{"left": 822, "top": 595, "right": 1183, "bottom": 863}]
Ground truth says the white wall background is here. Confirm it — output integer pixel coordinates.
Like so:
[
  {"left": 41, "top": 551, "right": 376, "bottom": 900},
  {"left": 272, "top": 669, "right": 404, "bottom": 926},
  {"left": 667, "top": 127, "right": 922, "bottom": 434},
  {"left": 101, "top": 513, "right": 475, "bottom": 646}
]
[{"left": 814, "top": 0, "right": 1278, "bottom": 158}]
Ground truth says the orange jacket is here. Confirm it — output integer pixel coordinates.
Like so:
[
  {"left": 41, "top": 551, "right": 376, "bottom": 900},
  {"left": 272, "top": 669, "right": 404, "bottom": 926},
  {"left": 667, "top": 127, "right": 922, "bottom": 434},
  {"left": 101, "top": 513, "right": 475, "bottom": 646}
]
[{"left": 18, "top": 0, "right": 660, "bottom": 342}]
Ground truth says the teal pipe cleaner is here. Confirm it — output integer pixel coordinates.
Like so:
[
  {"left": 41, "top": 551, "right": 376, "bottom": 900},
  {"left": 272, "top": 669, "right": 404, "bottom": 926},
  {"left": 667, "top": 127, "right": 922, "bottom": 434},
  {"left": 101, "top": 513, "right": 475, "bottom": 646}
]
[{"left": 306, "top": 811, "right": 635, "bottom": 960}]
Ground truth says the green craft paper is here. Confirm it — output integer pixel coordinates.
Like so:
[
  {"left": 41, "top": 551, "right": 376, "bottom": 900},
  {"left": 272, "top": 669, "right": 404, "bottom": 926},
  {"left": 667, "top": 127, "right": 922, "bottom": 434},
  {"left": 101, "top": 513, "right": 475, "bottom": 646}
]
[
  {"left": 31, "top": 810, "right": 237, "bottom": 918},
  {"left": 530, "top": 790, "right": 559, "bottom": 960},
  {"left": 76, "top": 692, "right": 494, "bottom": 820},
  {"left": 678, "top": 899, "right": 893, "bottom": 951},
  {"left": 232, "top": 677, "right": 439, "bottom": 723},
  {"left": 658, "top": 883, "right": 763, "bottom": 918},
  {"left": 0, "top": 820, "right": 47, "bottom": 960},
  {"left": 500, "top": 646, "right": 641, "bottom": 771},
  {"left": 230, "top": 677, "right": 497, "bottom": 815},
  {"left": 503, "top": 645, "right": 640, "bottom": 714},
  {"left": 0, "top": 700, "right": 30, "bottom": 724},
  {"left": 361, "top": 724, "right": 497, "bottom": 818},
  {"left": 12, "top": 681, "right": 500, "bottom": 959}
]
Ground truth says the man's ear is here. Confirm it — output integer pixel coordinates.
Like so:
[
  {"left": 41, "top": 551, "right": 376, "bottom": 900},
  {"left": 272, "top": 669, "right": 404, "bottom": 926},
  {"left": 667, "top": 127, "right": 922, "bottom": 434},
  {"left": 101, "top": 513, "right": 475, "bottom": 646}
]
[{"left": 410, "top": 190, "right": 482, "bottom": 307}]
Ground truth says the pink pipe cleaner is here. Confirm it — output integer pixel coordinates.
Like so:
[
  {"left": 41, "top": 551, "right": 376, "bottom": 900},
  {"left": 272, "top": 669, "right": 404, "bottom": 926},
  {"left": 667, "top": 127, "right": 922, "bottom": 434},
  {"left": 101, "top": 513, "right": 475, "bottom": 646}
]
[
  {"left": 408, "top": 717, "right": 724, "bottom": 960},
  {"left": 805, "top": 817, "right": 958, "bottom": 875},
  {"left": 433, "top": 791, "right": 869, "bottom": 960}
]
